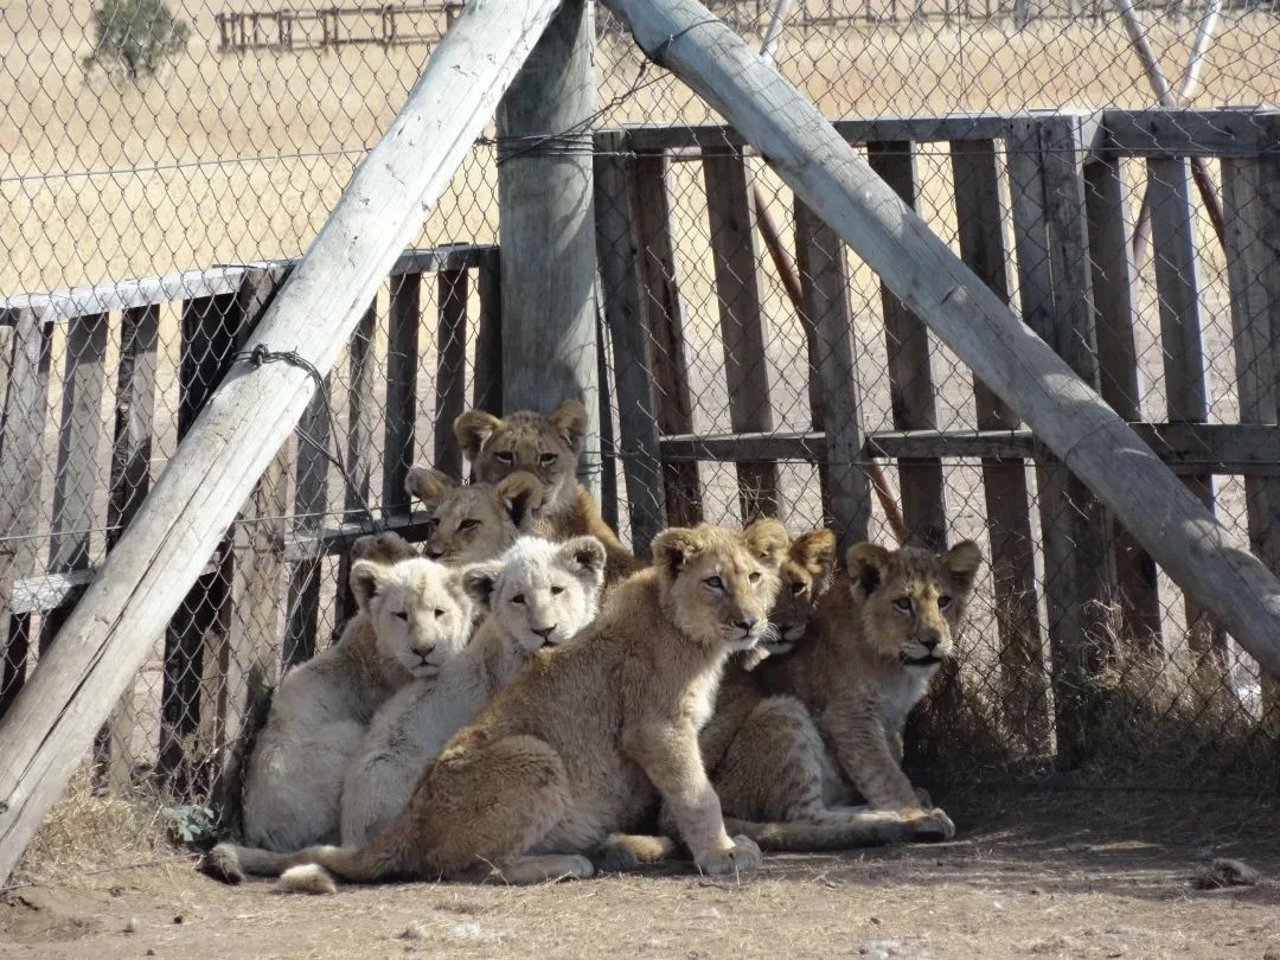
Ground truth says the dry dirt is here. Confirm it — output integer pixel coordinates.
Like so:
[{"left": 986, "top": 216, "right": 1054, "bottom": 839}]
[{"left": 3, "top": 790, "right": 1279, "bottom": 960}]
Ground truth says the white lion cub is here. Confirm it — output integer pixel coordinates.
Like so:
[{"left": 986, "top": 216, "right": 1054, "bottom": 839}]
[
  {"left": 241, "top": 554, "right": 473, "bottom": 853},
  {"left": 339, "top": 535, "right": 607, "bottom": 846}
]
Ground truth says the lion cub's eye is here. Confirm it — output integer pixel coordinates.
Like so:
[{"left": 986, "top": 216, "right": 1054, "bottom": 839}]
[
  {"left": 434, "top": 608, "right": 445, "bottom": 619},
  {"left": 550, "top": 585, "right": 564, "bottom": 596},
  {"left": 458, "top": 518, "right": 480, "bottom": 532},
  {"left": 790, "top": 581, "right": 806, "bottom": 596},
  {"left": 748, "top": 571, "right": 762, "bottom": 584},
  {"left": 893, "top": 597, "right": 913, "bottom": 614},
  {"left": 393, "top": 610, "right": 409, "bottom": 621},
  {"left": 495, "top": 451, "right": 515, "bottom": 464},
  {"left": 539, "top": 453, "right": 558, "bottom": 465},
  {"left": 511, "top": 593, "right": 526, "bottom": 605},
  {"left": 937, "top": 595, "right": 953, "bottom": 610},
  {"left": 704, "top": 576, "right": 725, "bottom": 591}
]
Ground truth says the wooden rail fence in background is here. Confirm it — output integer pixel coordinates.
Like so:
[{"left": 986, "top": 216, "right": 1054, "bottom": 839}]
[{"left": 214, "top": 3, "right": 463, "bottom": 54}]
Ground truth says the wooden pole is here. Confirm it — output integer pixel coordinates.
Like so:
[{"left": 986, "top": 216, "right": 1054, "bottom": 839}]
[
  {"left": 0, "top": 0, "right": 563, "bottom": 884},
  {"left": 597, "top": 0, "right": 1280, "bottom": 681},
  {"left": 496, "top": 0, "right": 601, "bottom": 498}
]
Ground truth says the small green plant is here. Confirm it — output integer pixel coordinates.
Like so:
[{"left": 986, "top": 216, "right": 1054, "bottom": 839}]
[
  {"left": 161, "top": 803, "right": 218, "bottom": 850},
  {"left": 83, "top": 0, "right": 191, "bottom": 82}
]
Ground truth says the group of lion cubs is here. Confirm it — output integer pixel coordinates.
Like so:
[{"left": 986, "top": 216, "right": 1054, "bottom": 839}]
[{"left": 200, "top": 399, "right": 982, "bottom": 892}]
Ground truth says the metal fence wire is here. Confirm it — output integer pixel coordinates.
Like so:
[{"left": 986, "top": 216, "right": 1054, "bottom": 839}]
[{"left": 3, "top": 0, "right": 1280, "bottom": 883}]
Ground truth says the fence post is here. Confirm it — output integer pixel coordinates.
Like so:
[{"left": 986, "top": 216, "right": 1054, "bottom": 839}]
[{"left": 496, "top": 0, "right": 600, "bottom": 497}]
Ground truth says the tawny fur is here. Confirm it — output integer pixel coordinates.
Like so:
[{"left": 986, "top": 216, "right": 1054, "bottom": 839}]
[
  {"left": 239, "top": 550, "right": 473, "bottom": 853},
  {"left": 404, "top": 466, "right": 543, "bottom": 564},
  {"left": 747, "top": 538, "right": 984, "bottom": 839},
  {"left": 339, "top": 536, "right": 606, "bottom": 846},
  {"left": 203, "top": 521, "right": 788, "bottom": 889},
  {"left": 454, "top": 400, "right": 642, "bottom": 584}
]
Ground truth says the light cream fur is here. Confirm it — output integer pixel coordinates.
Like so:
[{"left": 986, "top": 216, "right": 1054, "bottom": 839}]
[
  {"left": 404, "top": 466, "right": 543, "bottom": 564},
  {"left": 239, "top": 552, "right": 473, "bottom": 854},
  {"left": 339, "top": 536, "right": 606, "bottom": 846},
  {"left": 454, "top": 400, "right": 642, "bottom": 584},
  {"left": 201, "top": 521, "right": 788, "bottom": 889}
]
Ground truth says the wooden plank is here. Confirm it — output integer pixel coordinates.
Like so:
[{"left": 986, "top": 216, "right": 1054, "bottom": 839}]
[
  {"left": 633, "top": 151, "right": 702, "bottom": 525},
  {"left": 383, "top": 272, "right": 420, "bottom": 514},
  {"left": 333, "top": 300, "right": 377, "bottom": 628},
  {"left": 1147, "top": 155, "right": 1225, "bottom": 664},
  {"left": 283, "top": 381, "right": 331, "bottom": 668},
  {"left": 1018, "top": 112, "right": 1117, "bottom": 770},
  {"left": 1084, "top": 153, "right": 1163, "bottom": 646},
  {"left": 472, "top": 247, "right": 503, "bottom": 417},
  {"left": 0, "top": 269, "right": 246, "bottom": 322},
  {"left": 497, "top": 0, "right": 600, "bottom": 499},
  {"left": 0, "top": 0, "right": 566, "bottom": 883},
  {"left": 866, "top": 140, "right": 946, "bottom": 549},
  {"left": 793, "top": 198, "right": 870, "bottom": 550},
  {"left": 0, "top": 310, "right": 51, "bottom": 718},
  {"left": 41, "top": 312, "right": 109, "bottom": 653},
  {"left": 951, "top": 137, "right": 1049, "bottom": 753},
  {"left": 594, "top": 132, "right": 668, "bottom": 556},
  {"left": 1100, "top": 108, "right": 1264, "bottom": 160},
  {"left": 702, "top": 147, "right": 782, "bottom": 519},
  {"left": 1222, "top": 137, "right": 1280, "bottom": 734},
  {"left": 434, "top": 268, "right": 468, "bottom": 480},
  {"left": 96, "top": 305, "right": 159, "bottom": 793}
]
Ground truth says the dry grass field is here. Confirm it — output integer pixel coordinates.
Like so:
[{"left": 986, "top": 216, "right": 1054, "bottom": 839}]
[{"left": 4, "top": 3, "right": 1280, "bottom": 952}]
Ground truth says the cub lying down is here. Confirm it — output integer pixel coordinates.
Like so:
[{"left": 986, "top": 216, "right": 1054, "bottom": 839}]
[
  {"left": 340, "top": 535, "right": 607, "bottom": 846},
  {"left": 202, "top": 521, "right": 786, "bottom": 888},
  {"left": 239, "top": 540, "right": 473, "bottom": 853}
]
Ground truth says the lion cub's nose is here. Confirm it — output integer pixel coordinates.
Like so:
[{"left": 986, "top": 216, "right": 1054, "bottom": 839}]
[
  {"left": 919, "top": 630, "right": 941, "bottom": 650},
  {"left": 412, "top": 642, "right": 436, "bottom": 657},
  {"left": 735, "top": 618, "right": 759, "bottom": 633},
  {"left": 532, "top": 626, "right": 556, "bottom": 640}
]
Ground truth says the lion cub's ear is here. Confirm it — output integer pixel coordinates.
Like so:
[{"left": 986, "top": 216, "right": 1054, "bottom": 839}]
[
  {"left": 497, "top": 471, "right": 545, "bottom": 527},
  {"left": 405, "top": 465, "right": 457, "bottom": 505},
  {"left": 558, "top": 536, "right": 607, "bottom": 588},
  {"left": 547, "top": 399, "right": 588, "bottom": 455},
  {"left": 742, "top": 518, "right": 788, "bottom": 568},
  {"left": 651, "top": 527, "right": 705, "bottom": 577},
  {"left": 350, "top": 559, "right": 392, "bottom": 612},
  {"left": 847, "top": 543, "right": 894, "bottom": 599},
  {"left": 790, "top": 529, "right": 837, "bottom": 580},
  {"left": 454, "top": 409, "right": 504, "bottom": 461},
  {"left": 941, "top": 540, "right": 983, "bottom": 594},
  {"left": 461, "top": 561, "right": 505, "bottom": 611},
  {"left": 350, "top": 532, "right": 418, "bottom": 565}
]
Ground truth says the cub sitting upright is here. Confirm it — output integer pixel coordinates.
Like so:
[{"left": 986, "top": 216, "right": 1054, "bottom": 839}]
[
  {"left": 751, "top": 539, "right": 983, "bottom": 838},
  {"left": 405, "top": 466, "right": 543, "bottom": 564},
  {"left": 454, "top": 400, "right": 640, "bottom": 583},
  {"left": 240, "top": 545, "right": 474, "bottom": 853},
  {"left": 340, "top": 535, "right": 606, "bottom": 846}
]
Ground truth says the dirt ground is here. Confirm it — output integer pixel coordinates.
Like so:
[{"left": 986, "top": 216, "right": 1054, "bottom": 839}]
[{"left": 3, "top": 789, "right": 1279, "bottom": 960}]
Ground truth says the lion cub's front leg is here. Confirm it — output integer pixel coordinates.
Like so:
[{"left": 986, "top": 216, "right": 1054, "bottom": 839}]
[
  {"left": 623, "top": 722, "right": 762, "bottom": 876},
  {"left": 823, "top": 697, "right": 955, "bottom": 840}
]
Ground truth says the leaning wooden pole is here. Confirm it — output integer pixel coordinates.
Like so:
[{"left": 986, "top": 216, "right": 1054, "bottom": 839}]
[
  {"left": 599, "top": 0, "right": 1280, "bottom": 678},
  {"left": 0, "top": 0, "right": 563, "bottom": 883}
]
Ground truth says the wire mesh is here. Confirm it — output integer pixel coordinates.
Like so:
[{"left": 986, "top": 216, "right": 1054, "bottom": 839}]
[{"left": 2, "top": 0, "right": 1279, "bottom": 885}]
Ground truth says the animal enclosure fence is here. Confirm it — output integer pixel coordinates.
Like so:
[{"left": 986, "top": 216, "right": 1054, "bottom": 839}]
[{"left": 213, "top": 3, "right": 461, "bottom": 54}]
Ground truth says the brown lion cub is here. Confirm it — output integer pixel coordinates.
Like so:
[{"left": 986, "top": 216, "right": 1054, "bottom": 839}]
[
  {"left": 454, "top": 400, "right": 641, "bottom": 583},
  {"left": 405, "top": 466, "right": 543, "bottom": 564},
  {"left": 202, "top": 521, "right": 788, "bottom": 888},
  {"left": 751, "top": 539, "right": 983, "bottom": 838}
]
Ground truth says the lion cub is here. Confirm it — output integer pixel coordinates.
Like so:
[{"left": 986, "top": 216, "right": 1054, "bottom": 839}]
[
  {"left": 202, "top": 521, "right": 786, "bottom": 888},
  {"left": 751, "top": 538, "right": 983, "bottom": 838},
  {"left": 405, "top": 466, "right": 543, "bottom": 564},
  {"left": 339, "top": 535, "right": 606, "bottom": 846},
  {"left": 454, "top": 400, "right": 641, "bottom": 583},
  {"left": 240, "top": 546, "right": 473, "bottom": 853}
]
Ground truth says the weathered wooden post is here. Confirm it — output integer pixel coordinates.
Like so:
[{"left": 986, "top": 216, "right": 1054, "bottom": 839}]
[
  {"left": 598, "top": 0, "right": 1280, "bottom": 687},
  {"left": 0, "top": 0, "right": 565, "bottom": 883},
  {"left": 495, "top": 0, "right": 601, "bottom": 498}
]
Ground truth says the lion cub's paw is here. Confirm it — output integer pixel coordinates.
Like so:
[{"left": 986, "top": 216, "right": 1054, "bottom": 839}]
[
  {"left": 198, "top": 844, "right": 245, "bottom": 885},
  {"left": 696, "top": 836, "right": 763, "bottom": 877},
  {"left": 903, "top": 807, "right": 956, "bottom": 842}
]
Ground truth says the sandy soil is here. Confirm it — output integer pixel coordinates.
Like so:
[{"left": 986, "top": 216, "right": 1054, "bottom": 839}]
[{"left": 3, "top": 790, "right": 1279, "bottom": 960}]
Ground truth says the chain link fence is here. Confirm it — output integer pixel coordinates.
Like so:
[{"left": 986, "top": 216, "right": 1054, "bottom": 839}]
[{"left": 2, "top": 0, "right": 1279, "bottom": 883}]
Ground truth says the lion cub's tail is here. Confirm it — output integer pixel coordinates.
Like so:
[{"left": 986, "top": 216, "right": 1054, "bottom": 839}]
[
  {"left": 200, "top": 840, "right": 402, "bottom": 893},
  {"left": 723, "top": 814, "right": 910, "bottom": 852}
]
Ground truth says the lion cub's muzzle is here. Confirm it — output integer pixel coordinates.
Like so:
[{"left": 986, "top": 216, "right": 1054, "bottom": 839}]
[
  {"left": 899, "top": 627, "right": 950, "bottom": 667},
  {"left": 724, "top": 617, "right": 767, "bottom": 652}
]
